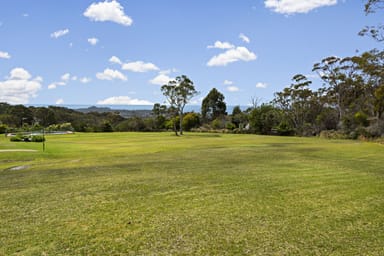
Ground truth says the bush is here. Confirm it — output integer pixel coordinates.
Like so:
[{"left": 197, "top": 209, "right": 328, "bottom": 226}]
[
  {"left": 362, "top": 120, "right": 384, "bottom": 138},
  {"left": 354, "top": 112, "right": 369, "bottom": 127},
  {"left": 10, "top": 134, "right": 45, "bottom": 142},
  {"left": 211, "top": 118, "right": 226, "bottom": 129},
  {"left": 31, "top": 135, "right": 45, "bottom": 142},
  {"left": 182, "top": 112, "right": 200, "bottom": 131},
  {"left": 349, "top": 127, "right": 374, "bottom": 140},
  {"left": 0, "top": 124, "right": 8, "bottom": 134},
  {"left": 226, "top": 122, "right": 236, "bottom": 130},
  {"left": 47, "top": 122, "right": 74, "bottom": 132},
  {"left": 319, "top": 130, "right": 348, "bottom": 139},
  {"left": 101, "top": 122, "right": 113, "bottom": 132},
  {"left": 276, "top": 122, "right": 294, "bottom": 136},
  {"left": 10, "top": 134, "right": 24, "bottom": 142}
]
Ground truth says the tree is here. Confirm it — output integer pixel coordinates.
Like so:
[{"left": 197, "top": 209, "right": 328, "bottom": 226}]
[
  {"left": 182, "top": 112, "right": 200, "bottom": 131},
  {"left": 249, "top": 104, "right": 282, "bottom": 135},
  {"left": 161, "top": 75, "right": 198, "bottom": 135},
  {"left": 249, "top": 96, "right": 262, "bottom": 110},
  {"left": 360, "top": 0, "right": 384, "bottom": 42},
  {"left": 7, "top": 105, "right": 33, "bottom": 128},
  {"left": 152, "top": 103, "right": 167, "bottom": 130},
  {"left": 201, "top": 88, "right": 227, "bottom": 121},
  {"left": 273, "top": 74, "right": 321, "bottom": 135},
  {"left": 33, "top": 107, "right": 56, "bottom": 127},
  {"left": 352, "top": 50, "right": 384, "bottom": 118},
  {"left": 312, "top": 56, "right": 361, "bottom": 126},
  {"left": 365, "top": 0, "right": 384, "bottom": 13},
  {"left": 101, "top": 121, "right": 113, "bottom": 132},
  {"left": 374, "top": 85, "right": 384, "bottom": 118},
  {"left": 231, "top": 106, "right": 247, "bottom": 129}
]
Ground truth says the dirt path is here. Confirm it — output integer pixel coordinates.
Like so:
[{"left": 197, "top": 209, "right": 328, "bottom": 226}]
[{"left": 0, "top": 149, "right": 38, "bottom": 152}]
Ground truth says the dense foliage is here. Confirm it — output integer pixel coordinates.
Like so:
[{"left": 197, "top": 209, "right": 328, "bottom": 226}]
[{"left": 201, "top": 88, "right": 227, "bottom": 121}]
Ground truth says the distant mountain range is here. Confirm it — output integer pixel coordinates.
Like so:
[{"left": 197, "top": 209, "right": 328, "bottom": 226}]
[{"left": 75, "top": 106, "right": 153, "bottom": 118}]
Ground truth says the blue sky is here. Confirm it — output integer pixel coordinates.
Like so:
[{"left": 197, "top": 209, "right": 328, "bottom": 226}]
[{"left": 0, "top": 0, "right": 382, "bottom": 106}]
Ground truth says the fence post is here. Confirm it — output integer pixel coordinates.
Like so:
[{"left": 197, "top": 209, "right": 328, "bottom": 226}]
[{"left": 42, "top": 128, "right": 45, "bottom": 152}]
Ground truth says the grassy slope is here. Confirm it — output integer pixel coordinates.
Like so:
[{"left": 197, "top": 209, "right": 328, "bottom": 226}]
[{"left": 0, "top": 133, "right": 383, "bottom": 255}]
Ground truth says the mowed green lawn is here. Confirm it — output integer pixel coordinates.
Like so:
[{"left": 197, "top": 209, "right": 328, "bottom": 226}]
[{"left": 0, "top": 132, "right": 383, "bottom": 255}]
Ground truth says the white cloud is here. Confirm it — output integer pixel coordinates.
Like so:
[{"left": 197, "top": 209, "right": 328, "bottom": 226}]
[
  {"left": 0, "top": 68, "right": 42, "bottom": 104},
  {"left": 239, "top": 33, "right": 250, "bottom": 43},
  {"left": 122, "top": 61, "right": 159, "bottom": 72},
  {"left": 34, "top": 76, "right": 43, "bottom": 83},
  {"left": 88, "top": 37, "right": 99, "bottom": 45},
  {"left": 56, "top": 98, "right": 64, "bottom": 104},
  {"left": 256, "top": 82, "right": 268, "bottom": 88},
  {"left": 109, "top": 56, "right": 122, "bottom": 65},
  {"left": 80, "top": 77, "right": 92, "bottom": 83},
  {"left": 96, "top": 68, "right": 127, "bottom": 81},
  {"left": 227, "top": 86, "right": 240, "bottom": 92},
  {"left": 207, "top": 46, "right": 257, "bottom": 67},
  {"left": 97, "top": 96, "right": 153, "bottom": 105},
  {"left": 160, "top": 68, "right": 177, "bottom": 75},
  {"left": 48, "top": 81, "right": 66, "bottom": 90},
  {"left": 48, "top": 73, "right": 77, "bottom": 89},
  {"left": 0, "top": 51, "right": 11, "bottom": 59},
  {"left": 150, "top": 69, "right": 177, "bottom": 85},
  {"left": 10, "top": 68, "right": 32, "bottom": 80},
  {"left": 207, "top": 41, "right": 235, "bottom": 49},
  {"left": 84, "top": 0, "right": 133, "bottom": 26},
  {"left": 149, "top": 73, "right": 173, "bottom": 85},
  {"left": 61, "top": 73, "right": 71, "bottom": 81},
  {"left": 224, "top": 80, "right": 233, "bottom": 85},
  {"left": 51, "top": 29, "right": 69, "bottom": 39},
  {"left": 264, "top": 0, "right": 338, "bottom": 14},
  {"left": 48, "top": 83, "right": 57, "bottom": 89}
]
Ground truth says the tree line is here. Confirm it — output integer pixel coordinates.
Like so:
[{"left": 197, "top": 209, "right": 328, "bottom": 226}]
[
  {"left": 1, "top": 1, "right": 382, "bottom": 139},
  {"left": 1, "top": 56, "right": 383, "bottom": 138},
  {"left": 0, "top": 51, "right": 383, "bottom": 140}
]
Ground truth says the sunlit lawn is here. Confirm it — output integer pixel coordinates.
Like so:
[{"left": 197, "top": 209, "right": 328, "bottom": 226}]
[{"left": 0, "top": 132, "right": 383, "bottom": 255}]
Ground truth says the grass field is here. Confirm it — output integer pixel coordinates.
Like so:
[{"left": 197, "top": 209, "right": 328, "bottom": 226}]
[{"left": 0, "top": 132, "right": 383, "bottom": 255}]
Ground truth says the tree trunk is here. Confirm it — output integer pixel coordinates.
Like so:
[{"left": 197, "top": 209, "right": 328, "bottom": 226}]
[
  {"left": 179, "top": 112, "right": 183, "bottom": 135},
  {"left": 173, "top": 118, "right": 178, "bottom": 136}
]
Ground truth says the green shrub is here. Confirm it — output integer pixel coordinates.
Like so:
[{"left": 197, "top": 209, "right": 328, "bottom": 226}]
[
  {"left": 354, "top": 111, "right": 369, "bottom": 127},
  {"left": 0, "top": 124, "right": 8, "bottom": 134},
  {"left": 10, "top": 134, "right": 45, "bottom": 142},
  {"left": 10, "top": 135, "right": 24, "bottom": 142},
  {"left": 211, "top": 118, "right": 226, "bottom": 129},
  {"left": 226, "top": 122, "right": 236, "bottom": 130},
  {"left": 319, "top": 130, "right": 348, "bottom": 139},
  {"left": 276, "top": 122, "right": 294, "bottom": 136},
  {"left": 182, "top": 112, "right": 200, "bottom": 131},
  {"left": 31, "top": 135, "right": 45, "bottom": 142},
  {"left": 366, "top": 121, "right": 384, "bottom": 137}
]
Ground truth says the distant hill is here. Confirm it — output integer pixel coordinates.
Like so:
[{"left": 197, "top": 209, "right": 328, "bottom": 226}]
[{"left": 75, "top": 106, "right": 152, "bottom": 118}]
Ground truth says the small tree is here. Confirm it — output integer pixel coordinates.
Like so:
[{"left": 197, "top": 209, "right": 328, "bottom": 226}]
[
  {"left": 161, "top": 75, "right": 198, "bottom": 135},
  {"left": 231, "top": 106, "right": 247, "bottom": 129},
  {"left": 182, "top": 112, "right": 200, "bottom": 131},
  {"left": 201, "top": 88, "right": 227, "bottom": 122},
  {"left": 152, "top": 103, "right": 167, "bottom": 130},
  {"left": 249, "top": 104, "right": 282, "bottom": 134}
]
